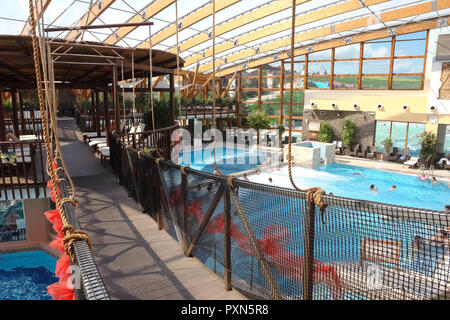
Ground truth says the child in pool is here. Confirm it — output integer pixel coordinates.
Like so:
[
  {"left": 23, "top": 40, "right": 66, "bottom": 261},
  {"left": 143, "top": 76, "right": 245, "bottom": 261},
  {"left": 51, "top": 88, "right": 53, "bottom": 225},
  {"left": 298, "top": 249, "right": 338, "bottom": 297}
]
[{"left": 369, "top": 184, "right": 378, "bottom": 194}]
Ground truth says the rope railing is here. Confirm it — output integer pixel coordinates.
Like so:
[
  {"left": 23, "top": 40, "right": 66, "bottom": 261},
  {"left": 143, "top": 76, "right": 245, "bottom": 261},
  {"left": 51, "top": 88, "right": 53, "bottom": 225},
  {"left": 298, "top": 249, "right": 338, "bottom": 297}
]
[{"left": 109, "top": 132, "right": 450, "bottom": 301}]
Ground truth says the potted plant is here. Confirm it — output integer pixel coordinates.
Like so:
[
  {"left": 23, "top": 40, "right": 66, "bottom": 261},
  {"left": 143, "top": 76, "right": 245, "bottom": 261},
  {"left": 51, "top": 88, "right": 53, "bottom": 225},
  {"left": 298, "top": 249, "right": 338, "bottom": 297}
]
[
  {"left": 318, "top": 121, "right": 334, "bottom": 143},
  {"left": 247, "top": 110, "right": 271, "bottom": 147},
  {"left": 341, "top": 120, "right": 356, "bottom": 155},
  {"left": 381, "top": 138, "right": 393, "bottom": 161},
  {"left": 418, "top": 131, "right": 437, "bottom": 164}
]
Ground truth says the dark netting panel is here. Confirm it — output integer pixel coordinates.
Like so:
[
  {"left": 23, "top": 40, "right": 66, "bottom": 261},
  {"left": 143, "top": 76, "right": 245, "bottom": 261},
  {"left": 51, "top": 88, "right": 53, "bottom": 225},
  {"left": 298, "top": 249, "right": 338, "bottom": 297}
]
[
  {"left": 108, "top": 133, "right": 450, "bottom": 300},
  {"left": 311, "top": 196, "right": 450, "bottom": 300},
  {"left": 108, "top": 133, "right": 121, "bottom": 180}
]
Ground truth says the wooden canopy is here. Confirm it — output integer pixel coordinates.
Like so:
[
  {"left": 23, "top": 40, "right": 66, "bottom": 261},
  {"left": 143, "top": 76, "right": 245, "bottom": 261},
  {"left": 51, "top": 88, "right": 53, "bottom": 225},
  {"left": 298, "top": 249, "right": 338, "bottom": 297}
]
[{"left": 0, "top": 35, "right": 184, "bottom": 90}]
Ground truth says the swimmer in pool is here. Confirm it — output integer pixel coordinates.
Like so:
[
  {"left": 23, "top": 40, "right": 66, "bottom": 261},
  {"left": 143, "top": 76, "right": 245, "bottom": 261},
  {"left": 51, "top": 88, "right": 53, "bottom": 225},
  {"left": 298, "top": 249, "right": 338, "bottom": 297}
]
[
  {"left": 418, "top": 174, "right": 428, "bottom": 180},
  {"left": 369, "top": 184, "right": 379, "bottom": 194},
  {"left": 431, "top": 176, "right": 440, "bottom": 185},
  {"left": 243, "top": 173, "right": 249, "bottom": 182},
  {"left": 352, "top": 172, "right": 363, "bottom": 176},
  {"left": 268, "top": 177, "right": 273, "bottom": 184},
  {"left": 389, "top": 185, "right": 397, "bottom": 192}
]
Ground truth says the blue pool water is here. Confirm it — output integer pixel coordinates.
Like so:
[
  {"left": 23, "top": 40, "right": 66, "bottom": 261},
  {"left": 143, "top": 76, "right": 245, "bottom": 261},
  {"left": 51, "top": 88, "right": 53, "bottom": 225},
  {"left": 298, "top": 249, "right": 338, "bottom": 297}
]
[
  {"left": 247, "top": 163, "right": 449, "bottom": 211},
  {"left": 0, "top": 250, "right": 58, "bottom": 300},
  {"left": 179, "top": 147, "right": 266, "bottom": 175}
]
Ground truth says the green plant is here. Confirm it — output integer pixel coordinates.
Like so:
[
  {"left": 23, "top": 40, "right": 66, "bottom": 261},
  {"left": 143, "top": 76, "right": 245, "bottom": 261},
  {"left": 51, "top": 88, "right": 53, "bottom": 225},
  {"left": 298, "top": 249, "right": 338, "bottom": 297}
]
[
  {"left": 341, "top": 120, "right": 356, "bottom": 147},
  {"left": 0, "top": 152, "right": 18, "bottom": 165},
  {"left": 418, "top": 131, "right": 438, "bottom": 159},
  {"left": 142, "top": 98, "right": 177, "bottom": 130},
  {"left": 214, "top": 96, "right": 224, "bottom": 107},
  {"left": 318, "top": 121, "right": 334, "bottom": 143},
  {"left": 277, "top": 124, "right": 285, "bottom": 147},
  {"left": 247, "top": 110, "right": 271, "bottom": 146},
  {"left": 381, "top": 138, "right": 393, "bottom": 155}
]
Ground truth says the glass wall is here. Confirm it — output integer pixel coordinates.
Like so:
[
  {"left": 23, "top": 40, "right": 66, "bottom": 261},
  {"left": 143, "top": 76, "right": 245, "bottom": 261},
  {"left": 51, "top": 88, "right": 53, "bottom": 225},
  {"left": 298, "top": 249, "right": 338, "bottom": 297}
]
[
  {"left": 225, "top": 31, "right": 428, "bottom": 130},
  {"left": 375, "top": 121, "right": 425, "bottom": 156}
]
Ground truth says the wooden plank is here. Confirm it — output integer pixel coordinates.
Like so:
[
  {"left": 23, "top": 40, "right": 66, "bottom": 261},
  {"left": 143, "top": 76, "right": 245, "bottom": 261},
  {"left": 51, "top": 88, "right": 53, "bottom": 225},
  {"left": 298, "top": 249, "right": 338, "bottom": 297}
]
[
  {"left": 104, "top": 0, "right": 176, "bottom": 45},
  {"left": 138, "top": 0, "right": 241, "bottom": 49},
  {"left": 201, "top": 1, "right": 450, "bottom": 74},
  {"left": 65, "top": 0, "right": 117, "bottom": 41},
  {"left": 192, "top": 74, "right": 215, "bottom": 98},
  {"left": 190, "top": 63, "right": 200, "bottom": 98},
  {"left": 21, "top": 0, "right": 51, "bottom": 36},
  {"left": 216, "top": 17, "right": 445, "bottom": 77},
  {"left": 221, "top": 72, "right": 237, "bottom": 98},
  {"left": 182, "top": 0, "right": 388, "bottom": 67}
]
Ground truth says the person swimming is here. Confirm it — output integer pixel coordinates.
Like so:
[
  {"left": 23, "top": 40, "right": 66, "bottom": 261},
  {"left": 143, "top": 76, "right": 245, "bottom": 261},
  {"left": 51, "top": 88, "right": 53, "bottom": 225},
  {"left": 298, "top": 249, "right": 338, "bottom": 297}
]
[
  {"left": 268, "top": 177, "right": 273, "bottom": 184},
  {"left": 243, "top": 173, "right": 249, "bottom": 181},
  {"left": 370, "top": 184, "right": 378, "bottom": 194},
  {"left": 352, "top": 172, "right": 363, "bottom": 176},
  {"left": 418, "top": 174, "right": 428, "bottom": 180},
  {"left": 389, "top": 185, "right": 397, "bottom": 192},
  {"left": 431, "top": 176, "right": 440, "bottom": 185}
]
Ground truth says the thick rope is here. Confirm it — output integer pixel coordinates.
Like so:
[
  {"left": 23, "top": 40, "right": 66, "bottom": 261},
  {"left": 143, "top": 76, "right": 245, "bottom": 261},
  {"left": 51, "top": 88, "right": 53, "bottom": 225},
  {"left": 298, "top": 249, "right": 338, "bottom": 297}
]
[
  {"left": 211, "top": 0, "right": 224, "bottom": 176},
  {"left": 148, "top": 23, "right": 163, "bottom": 158},
  {"left": 29, "top": 0, "right": 90, "bottom": 260},
  {"left": 287, "top": 0, "right": 327, "bottom": 222}
]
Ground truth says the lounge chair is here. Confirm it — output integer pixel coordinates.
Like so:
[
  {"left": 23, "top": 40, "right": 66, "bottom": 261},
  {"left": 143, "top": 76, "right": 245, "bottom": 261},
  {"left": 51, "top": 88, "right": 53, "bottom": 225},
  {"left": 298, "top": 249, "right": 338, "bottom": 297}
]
[
  {"left": 388, "top": 147, "right": 400, "bottom": 162},
  {"left": 366, "top": 145, "right": 377, "bottom": 159},
  {"left": 417, "top": 154, "right": 434, "bottom": 169},
  {"left": 349, "top": 144, "right": 360, "bottom": 157},
  {"left": 398, "top": 148, "right": 410, "bottom": 163},
  {"left": 335, "top": 141, "right": 343, "bottom": 155},
  {"left": 403, "top": 157, "right": 419, "bottom": 168}
]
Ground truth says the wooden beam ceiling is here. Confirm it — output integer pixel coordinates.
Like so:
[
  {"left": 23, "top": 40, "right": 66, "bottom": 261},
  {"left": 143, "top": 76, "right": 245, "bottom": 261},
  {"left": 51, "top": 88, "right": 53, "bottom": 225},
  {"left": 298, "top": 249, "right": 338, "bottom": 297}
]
[
  {"left": 103, "top": 0, "right": 177, "bottom": 45},
  {"left": 21, "top": 0, "right": 52, "bottom": 36},
  {"left": 216, "top": 16, "right": 447, "bottom": 77},
  {"left": 65, "top": 0, "right": 117, "bottom": 41},
  {"left": 182, "top": 0, "right": 389, "bottom": 68},
  {"left": 138, "top": 0, "right": 242, "bottom": 50},
  {"left": 202, "top": 0, "right": 450, "bottom": 75}
]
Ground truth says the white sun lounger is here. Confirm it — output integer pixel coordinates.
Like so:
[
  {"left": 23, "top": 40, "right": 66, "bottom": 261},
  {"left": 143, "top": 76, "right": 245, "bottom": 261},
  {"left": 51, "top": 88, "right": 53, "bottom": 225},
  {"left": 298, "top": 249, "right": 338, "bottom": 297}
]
[{"left": 403, "top": 157, "right": 419, "bottom": 168}]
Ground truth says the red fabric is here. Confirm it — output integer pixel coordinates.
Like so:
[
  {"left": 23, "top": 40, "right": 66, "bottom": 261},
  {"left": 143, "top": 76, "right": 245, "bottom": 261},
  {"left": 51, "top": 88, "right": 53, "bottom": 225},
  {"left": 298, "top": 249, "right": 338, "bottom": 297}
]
[
  {"left": 170, "top": 187, "right": 184, "bottom": 209},
  {"left": 47, "top": 180, "right": 53, "bottom": 190},
  {"left": 44, "top": 209, "right": 63, "bottom": 234},
  {"left": 47, "top": 281, "right": 74, "bottom": 300},
  {"left": 55, "top": 254, "right": 71, "bottom": 282},
  {"left": 52, "top": 159, "right": 58, "bottom": 171},
  {"left": 49, "top": 234, "right": 65, "bottom": 253}
]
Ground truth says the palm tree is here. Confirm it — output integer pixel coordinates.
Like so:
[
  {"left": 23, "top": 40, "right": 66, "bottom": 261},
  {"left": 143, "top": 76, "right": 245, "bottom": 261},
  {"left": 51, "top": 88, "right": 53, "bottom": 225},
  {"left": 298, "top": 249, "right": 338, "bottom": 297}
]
[{"left": 247, "top": 110, "right": 271, "bottom": 147}]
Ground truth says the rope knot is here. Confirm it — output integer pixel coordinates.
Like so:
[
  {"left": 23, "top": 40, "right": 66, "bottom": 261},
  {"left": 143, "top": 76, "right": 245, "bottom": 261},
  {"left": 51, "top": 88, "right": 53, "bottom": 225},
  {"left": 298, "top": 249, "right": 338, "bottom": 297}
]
[
  {"left": 62, "top": 223, "right": 92, "bottom": 261},
  {"left": 305, "top": 187, "right": 328, "bottom": 225},
  {"left": 180, "top": 166, "right": 189, "bottom": 175},
  {"left": 227, "top": 175, "right": 236, "bottom": 188}
]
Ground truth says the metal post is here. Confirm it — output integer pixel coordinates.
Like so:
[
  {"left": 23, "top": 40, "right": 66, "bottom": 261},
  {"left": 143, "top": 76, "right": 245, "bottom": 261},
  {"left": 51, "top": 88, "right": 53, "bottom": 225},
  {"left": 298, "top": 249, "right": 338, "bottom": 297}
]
[
  {"left": 95, "top": 91, "right": 100, "bottom": 137},
  {"left": 91, "top": 91, "right": 95, "bottom": 132},
  {"left": 181, "top": 171, "right": 189, "bottom": 255},
  {"left": 224, "top": 187, "right": 232, "bottom": 291},
  {"left": 303, "top": 199, "right": 316, "bottom": 300},
  {"left": 104, "top": 91, "right": 110, "bottom": 146},
  {"left": 169, "top": 73, "right": 175, "bottom": 124},
  {"left": 11, "top": 90, "right": 19, "bottom": 136},
  {"left": 113, "top": 67, "right": 120, "bottom": 134},
  {"left": 18, "top": 92, "right": 26, "bottom": 134}
]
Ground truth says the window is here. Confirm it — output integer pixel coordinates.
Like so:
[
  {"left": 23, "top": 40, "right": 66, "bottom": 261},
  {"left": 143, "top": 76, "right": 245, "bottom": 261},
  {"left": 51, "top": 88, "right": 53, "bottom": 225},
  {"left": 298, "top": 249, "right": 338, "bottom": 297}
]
[
  {"left": 407, "top": 123, "right": 426, "bottom": 157},
  {"left": 391, "top": 122, "right": 408, "bottom": 149},
  {"left": 335, "top": 44, "right": 360, "bottom": 59},
  {"left": 375, "top": 121, "right": 391, "bottom": 152}
]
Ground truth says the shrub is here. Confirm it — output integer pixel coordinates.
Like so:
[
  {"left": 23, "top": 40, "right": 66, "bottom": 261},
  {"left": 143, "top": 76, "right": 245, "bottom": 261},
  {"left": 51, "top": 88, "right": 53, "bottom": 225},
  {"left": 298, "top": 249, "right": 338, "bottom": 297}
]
[
  {"left": 419, "top": 131, "right": 438, "bottom": 159},
  {"left": 381, "top": 138, "right": 393, "bottom": 155},
  {"left": 248, "top": 110, "right": 271, "bottom": 145},
  {"left": 318, "top": 121, "right": 334, "bottom": 143},
  {"left": 341, "top": 120, "right": 356, "bottom": 147}
]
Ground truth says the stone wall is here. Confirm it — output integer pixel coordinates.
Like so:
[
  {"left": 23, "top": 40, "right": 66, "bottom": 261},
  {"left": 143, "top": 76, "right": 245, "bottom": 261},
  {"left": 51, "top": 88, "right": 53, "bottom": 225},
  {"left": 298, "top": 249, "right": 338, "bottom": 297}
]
[{"left": 302, "top": 110, "right": 376, "bottom": 148}]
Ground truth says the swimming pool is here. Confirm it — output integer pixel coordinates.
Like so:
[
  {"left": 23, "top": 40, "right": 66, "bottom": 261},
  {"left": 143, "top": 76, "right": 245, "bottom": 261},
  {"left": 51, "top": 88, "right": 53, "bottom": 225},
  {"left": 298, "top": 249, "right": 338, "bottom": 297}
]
[
  {"left": 244, "top": 163, "right": 449, "bottom": 211},
  {"left": 179, "top": 147, "right": 267, "bottom": 175},
  {"left": 0, "top": 250, "right": 58, "bottom": 300}
]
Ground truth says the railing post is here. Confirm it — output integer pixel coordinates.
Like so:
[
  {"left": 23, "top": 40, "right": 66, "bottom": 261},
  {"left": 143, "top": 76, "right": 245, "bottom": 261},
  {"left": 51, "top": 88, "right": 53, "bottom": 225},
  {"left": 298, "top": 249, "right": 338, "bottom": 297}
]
[
  {"left": 181, "top": 170, "right": 189, "bottom": 255},
  {"left": 303, "top": 199, "right": 316, "bottom": 300},
  {"left": 224, "top": 186, "right": 232, "bottom": 291}
]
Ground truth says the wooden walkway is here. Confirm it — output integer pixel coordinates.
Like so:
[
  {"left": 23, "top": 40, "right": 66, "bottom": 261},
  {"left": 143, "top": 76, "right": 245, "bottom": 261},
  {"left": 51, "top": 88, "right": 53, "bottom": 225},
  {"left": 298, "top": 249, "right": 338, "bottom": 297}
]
[{"left": 58, "top": 118, "right": 244, "bottom": 300}]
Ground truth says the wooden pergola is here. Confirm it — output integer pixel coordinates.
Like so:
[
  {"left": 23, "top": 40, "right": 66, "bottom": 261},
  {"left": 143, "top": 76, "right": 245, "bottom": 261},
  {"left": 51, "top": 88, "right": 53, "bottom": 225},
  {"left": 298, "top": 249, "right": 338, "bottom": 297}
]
[{"left": 0, "top": 34, "right": 184, "bottom": 140}]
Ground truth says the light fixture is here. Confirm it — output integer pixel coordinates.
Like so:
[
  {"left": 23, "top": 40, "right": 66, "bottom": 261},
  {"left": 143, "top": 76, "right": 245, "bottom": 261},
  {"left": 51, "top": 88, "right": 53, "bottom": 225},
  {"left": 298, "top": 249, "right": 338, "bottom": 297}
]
[
  {"left": 331, "top": 102, "right": 337, "bottom": 108},
  {"left": 429, "top": 105, "right": 437, "bottom": 112},
  {"left": 402, "top": 105, "right": 409, "bottom": 111},
  {"left": 377, "top": 104, "right": 383, "bottom": 110},
  {"left": 311, "top": 102, "right": 317, "bottom": 108},
  {"left": 353, "top": 103, "right": 359, "bottom": 109},
  {"left": 98, "top": 1, "right": 102, "bottom": 10}
]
